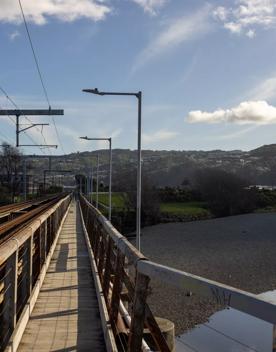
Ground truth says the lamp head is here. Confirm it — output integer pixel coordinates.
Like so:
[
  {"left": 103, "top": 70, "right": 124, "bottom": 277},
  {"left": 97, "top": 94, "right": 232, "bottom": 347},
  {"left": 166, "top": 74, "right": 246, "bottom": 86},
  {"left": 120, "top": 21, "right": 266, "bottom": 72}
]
[{"left": 82, "top": 88, "right": 104, "bottom": 96}]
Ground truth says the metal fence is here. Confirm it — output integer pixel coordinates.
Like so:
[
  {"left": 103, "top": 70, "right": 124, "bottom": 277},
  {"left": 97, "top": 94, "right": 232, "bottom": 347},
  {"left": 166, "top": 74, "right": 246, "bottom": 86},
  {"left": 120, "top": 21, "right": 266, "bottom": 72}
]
[
  {"left": 79, "top": 194, "right": 276, "bottom": 352},
  {"left": 0, "top": 195, "right": 71, "bottom": 352}
]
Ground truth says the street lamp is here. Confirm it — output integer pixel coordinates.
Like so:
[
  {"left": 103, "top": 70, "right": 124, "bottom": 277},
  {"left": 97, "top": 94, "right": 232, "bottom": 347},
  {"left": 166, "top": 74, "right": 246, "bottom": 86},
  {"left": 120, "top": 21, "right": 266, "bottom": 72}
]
[
  {"left": 80, "top": 136, "right": 112, "bottom": 221},
  {"left": 82, "top": 88, "right": 142, "bottom": 250},
  {"left": 79, "top": 152, "right": 100, "bottom": 209}
]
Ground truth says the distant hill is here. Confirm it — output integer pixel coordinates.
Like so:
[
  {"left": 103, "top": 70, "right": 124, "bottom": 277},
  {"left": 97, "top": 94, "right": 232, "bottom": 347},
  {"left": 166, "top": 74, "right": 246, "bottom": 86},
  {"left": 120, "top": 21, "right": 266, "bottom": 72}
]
[
  {"left": 27, "top": 144, "right": 276, "bottom": 187},
  {"left": 250, "top": 144, "right": 276, "bottom": 158}
]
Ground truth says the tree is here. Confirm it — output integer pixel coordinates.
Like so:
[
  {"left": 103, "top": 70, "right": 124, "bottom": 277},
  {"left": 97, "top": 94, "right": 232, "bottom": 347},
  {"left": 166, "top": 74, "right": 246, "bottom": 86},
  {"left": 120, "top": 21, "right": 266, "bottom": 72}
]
[
  {"left": 113, "top": 169, "right": 160, "bottom": 226},
  {"left": 75, "top": 174, "right": 86, "bottom": 193},
  {"left": 194, "top": 168, "right": 257, "bottom": 216},
  {"left": 0, "top": 142, "right": 22, "bottom": 202}
]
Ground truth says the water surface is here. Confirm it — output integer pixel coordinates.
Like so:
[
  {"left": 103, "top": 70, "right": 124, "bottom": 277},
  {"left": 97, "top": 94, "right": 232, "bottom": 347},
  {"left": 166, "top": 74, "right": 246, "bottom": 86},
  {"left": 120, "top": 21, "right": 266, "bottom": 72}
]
[{"left": 175, "top": 290, "right": 276, "bottom": 352}]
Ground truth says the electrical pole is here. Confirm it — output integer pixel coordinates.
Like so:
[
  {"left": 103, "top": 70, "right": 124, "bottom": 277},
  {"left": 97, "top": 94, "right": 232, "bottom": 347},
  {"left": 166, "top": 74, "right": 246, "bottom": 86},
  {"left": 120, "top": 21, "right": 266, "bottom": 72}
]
[
  {"left": 23, "top": 158, "right": 27, "bottom": 201},
  {"left": 79, "top": 136, "right": 112, "bottom": 221},
  {"left": 96, "top": 154, "right": 99, "bottom": 209}
]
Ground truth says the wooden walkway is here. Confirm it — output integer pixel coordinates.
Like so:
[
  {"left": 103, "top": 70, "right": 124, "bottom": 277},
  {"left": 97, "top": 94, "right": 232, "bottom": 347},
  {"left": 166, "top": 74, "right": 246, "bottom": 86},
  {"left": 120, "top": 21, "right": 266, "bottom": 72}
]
[{"left": 18, "top": 202, "right": 106, "bottom": 352}]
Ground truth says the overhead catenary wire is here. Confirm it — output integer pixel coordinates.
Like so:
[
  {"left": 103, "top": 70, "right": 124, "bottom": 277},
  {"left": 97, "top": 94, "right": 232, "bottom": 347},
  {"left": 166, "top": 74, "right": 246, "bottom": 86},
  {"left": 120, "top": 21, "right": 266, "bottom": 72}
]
[
  {"left": 0, "top": 127, "right": 16, "bottom": 146},
  {"left": 18, "top": 0, "right": 50, "bottom": 108},
  {"left": 0, "top": 85, "right": 50, "bottom": 149},
  {"left": 0, "top": 103, "right": 45, "bottom": 152},
  {"left": 18, "top": 0, "right": 66, "bottom": 156},
  {"left": 0, "top": 87, "right": 47, "bottom": 154}
]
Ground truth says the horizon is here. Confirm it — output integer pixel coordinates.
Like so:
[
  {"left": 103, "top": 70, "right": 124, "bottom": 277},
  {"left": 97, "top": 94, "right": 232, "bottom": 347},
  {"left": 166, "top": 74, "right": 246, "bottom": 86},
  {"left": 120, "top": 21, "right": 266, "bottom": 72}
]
[
  {"left": 1, "top": 1, "right": 276, "bottom": 155},
  {"left": 19, "top": 142, "right": 276, "bottom": 157}
]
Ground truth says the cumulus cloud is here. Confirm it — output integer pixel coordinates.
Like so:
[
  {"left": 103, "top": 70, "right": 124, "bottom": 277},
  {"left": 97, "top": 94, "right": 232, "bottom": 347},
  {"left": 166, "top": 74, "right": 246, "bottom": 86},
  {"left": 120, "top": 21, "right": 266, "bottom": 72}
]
[
  {"left": 142, "top": 129, "right": 178, "bottom": 144},
  {"left": 132, "top": 4, "right": 211, "bottom": 72},
  {"left": 0, "top": 0, "right": 111, "bottom": 25},
  {"left": 213, "top": 0, "right": 276, "bottom": 37},
  {"left": 187, "top": 101, "right": 276, "bottom": 125},
  {"left": 131, "top": 0, "right": 168, "bottom": 15}
]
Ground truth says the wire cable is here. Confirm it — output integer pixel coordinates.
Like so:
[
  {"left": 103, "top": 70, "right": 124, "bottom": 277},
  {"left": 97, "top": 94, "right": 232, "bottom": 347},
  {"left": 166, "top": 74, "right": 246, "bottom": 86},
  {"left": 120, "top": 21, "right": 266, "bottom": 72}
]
[
  {"left": 175, "top": 337, "right": 199, "bottom": 352},
  {"left": 18, "top": 0, "right": 66, "bottom": 155},
  {"left": 0, "top": 87, "right": 47, "bottom": 154},
  {"left": 202, "top": 323, "right": 260, "bottom": 352},
  {"left": 18, "top": 0, "right": 50, "bottom": 108},
  {"left": 0, "top": 104, "right": 46, "bottom": 154}
]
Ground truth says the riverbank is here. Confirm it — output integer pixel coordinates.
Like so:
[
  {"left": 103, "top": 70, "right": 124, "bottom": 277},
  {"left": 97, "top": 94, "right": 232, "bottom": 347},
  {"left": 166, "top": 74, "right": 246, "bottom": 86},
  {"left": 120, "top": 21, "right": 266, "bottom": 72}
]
[{"left": 139, "top": 212, "right": 276, "bottom": 335}]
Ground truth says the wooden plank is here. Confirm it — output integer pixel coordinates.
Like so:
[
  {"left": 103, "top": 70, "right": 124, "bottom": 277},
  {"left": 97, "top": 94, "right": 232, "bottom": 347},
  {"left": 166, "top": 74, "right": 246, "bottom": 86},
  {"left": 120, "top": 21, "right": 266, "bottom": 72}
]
[
  {"left": 102, "top": 237, "right": 113, "bottom": 303},
  {"left": 110, "top": 252, "right": 125, "bottom": 331},
  {"left": 17, "top": 202, "right": 106, "bottom": 352},
  {"left": 127, "top": 272, "right": 150, "bottom": 352},
  {"left": 144, "top": 306, "right": 170, "bottom": 352}
]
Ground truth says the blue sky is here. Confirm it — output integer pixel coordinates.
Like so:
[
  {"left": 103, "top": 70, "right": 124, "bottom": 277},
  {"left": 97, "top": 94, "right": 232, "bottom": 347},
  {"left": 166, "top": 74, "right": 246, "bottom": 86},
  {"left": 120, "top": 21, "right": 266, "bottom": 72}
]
[{"left": 0, "top": 0, "right": 276, "bottom": 155}]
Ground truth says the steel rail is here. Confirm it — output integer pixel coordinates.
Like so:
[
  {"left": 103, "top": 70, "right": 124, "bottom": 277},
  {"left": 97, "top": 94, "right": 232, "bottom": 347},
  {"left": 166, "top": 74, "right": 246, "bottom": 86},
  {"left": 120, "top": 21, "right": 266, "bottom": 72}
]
[
  {"left": 0, "top": 194, "right": 61, "bottom": 217},
  {"left": 0, "top": 194, "right": 67, "bottom": 245}
]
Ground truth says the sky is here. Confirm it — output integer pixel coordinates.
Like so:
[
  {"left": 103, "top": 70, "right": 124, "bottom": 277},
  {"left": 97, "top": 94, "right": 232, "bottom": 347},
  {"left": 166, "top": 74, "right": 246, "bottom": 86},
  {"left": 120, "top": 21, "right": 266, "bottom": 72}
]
[{"left": 0, "top": 0, "right": 276, "bottom": 155}]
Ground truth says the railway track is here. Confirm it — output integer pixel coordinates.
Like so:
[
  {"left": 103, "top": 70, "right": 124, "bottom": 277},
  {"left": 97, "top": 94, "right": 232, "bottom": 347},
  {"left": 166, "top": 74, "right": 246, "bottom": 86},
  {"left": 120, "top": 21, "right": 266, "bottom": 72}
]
[
  {"left": 0, "top": 193, "right": 69, "bottom": 245},
  {"left": 0, "top": 195, "right": 60, "bottom": 222}
]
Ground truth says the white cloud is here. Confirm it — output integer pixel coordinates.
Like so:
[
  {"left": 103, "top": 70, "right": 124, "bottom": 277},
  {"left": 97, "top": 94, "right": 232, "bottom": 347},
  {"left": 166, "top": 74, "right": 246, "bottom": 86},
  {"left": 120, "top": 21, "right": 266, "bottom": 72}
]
[
  {"left": 214, "top": 0, "right": 276, "bottom": 37},
  {"left": 0, "top": 0, "right": 111, "bottom": 25},
  {"left": 9, "top": 30, "right": 20, "bottom": 41},
  {"left": 213, "top": 6, "right": 228, "bottom": 21},
  {"left": 142, "top": 129, "right": 178, "bottom": 144},
  {"left": 131, "top": 4, "right": 211, "bottom": 72},
  {"left": 187, "top": 101, "right": 276, "bottom": 125},
  {"left": 249, "top": 76, "right": 276, "bottom": 101},
  {"left": 246, "top": 28, "right": 256, "bottom": 37},
  {"left": 131, "top": 0, "right": 168, "bottom": 15}
]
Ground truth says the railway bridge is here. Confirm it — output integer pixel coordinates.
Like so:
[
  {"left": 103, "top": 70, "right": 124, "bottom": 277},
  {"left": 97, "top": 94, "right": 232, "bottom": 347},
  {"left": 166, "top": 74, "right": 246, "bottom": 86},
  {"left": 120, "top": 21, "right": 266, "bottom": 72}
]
[{"left": 1, "top": 194, "right": 276, "bottom": 352}]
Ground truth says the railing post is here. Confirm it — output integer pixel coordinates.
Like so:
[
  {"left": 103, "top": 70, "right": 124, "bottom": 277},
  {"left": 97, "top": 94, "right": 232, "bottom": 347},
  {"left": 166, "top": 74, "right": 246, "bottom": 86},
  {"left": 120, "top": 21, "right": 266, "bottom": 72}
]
[
  {"left": 103, "top": 237, "right": 113, "bottom": 301},
  {"left": 40, "top": 222, "right": 46, "bottom": 267},
  {"left": 19, "top": 235, "right": 32, "bottom": 311},
  {"left": 4, "top": 249, "right": 18, "bottom": 330},
  {"left": 98, "top": 234, "right": 106, "bottom": 280},
  {"left": 110, "top": 252, "right": 125, "bottom": 330},
  {"left": 273, "top": 325, "right": 276, "bottom": 352},
  {"left": 128, "top": 271, "right": 150, "bottom": 352},
  {"left": 26, "top": 235, "right": 33, "bottom": 295}
]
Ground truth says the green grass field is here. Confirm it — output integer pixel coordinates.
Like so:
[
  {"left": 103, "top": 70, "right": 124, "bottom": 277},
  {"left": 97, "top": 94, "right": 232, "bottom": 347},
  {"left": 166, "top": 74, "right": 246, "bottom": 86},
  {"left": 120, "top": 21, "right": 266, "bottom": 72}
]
[
  {"left": 94, "top": 193, "right": 211, "bottom": 218},
  {"left": 95, "top": 192, "right": 127, "bottom": 208},
  {"left": 160, "top": 201, "right": 211, "bottom": 217}
]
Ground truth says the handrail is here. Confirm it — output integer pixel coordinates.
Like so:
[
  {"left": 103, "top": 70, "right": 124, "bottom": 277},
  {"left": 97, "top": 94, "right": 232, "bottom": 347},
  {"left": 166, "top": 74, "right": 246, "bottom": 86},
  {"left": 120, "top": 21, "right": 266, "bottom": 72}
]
[
  {"left": 137, "top": 260, "right": 276, "bottom": 324},
  {"left": 79, "top": 194, "right": 276, "bottom": 352},
  {"left": 0, "top": 195, "right": 71, "bottom": 266},
  {"left": 0, "top": 194, "right": 71, "bottom": 352}
]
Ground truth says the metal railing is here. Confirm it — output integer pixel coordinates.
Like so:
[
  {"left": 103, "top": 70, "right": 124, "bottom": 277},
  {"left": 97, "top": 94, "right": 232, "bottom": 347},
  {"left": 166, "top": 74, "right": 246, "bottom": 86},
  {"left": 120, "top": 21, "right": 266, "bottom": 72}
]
[
  {"left": 0, "top": 194, "right": 71, "bottom": 351},
  {"left": 80, "top": 194, "right": 276, "bottom": 352}
]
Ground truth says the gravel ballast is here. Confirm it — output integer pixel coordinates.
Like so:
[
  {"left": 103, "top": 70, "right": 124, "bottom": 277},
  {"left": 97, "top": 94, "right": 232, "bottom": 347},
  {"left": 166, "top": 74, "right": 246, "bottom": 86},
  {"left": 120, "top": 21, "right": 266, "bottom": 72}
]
[{"left": 138, "top": 212, "right": 276, "bottom": 334}]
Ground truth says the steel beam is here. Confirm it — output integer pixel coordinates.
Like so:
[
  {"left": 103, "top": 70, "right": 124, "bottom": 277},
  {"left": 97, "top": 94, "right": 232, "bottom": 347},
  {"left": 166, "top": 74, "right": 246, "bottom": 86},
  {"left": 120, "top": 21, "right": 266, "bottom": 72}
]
[{"left": 0, "top": 109, "right": 63, "bottom": 116}]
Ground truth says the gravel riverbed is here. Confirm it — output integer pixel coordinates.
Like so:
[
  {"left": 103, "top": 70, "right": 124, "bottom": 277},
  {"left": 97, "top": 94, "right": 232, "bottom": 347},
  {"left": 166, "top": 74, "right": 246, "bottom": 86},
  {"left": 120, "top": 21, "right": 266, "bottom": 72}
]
[{"left": 137, "top": 212, "right": 276, "bottom": 335}]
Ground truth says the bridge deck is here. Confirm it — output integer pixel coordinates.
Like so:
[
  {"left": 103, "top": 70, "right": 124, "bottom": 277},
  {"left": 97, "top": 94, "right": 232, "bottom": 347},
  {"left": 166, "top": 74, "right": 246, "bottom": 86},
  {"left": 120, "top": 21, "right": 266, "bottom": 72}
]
[{"left": 18, "top": 201, "right": 106, "bottom": 352}]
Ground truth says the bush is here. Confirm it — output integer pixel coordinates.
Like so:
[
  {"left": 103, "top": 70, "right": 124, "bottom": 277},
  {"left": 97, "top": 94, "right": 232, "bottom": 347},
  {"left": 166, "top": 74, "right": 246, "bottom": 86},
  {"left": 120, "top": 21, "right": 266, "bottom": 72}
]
[
  {"left": 158, "top": 187, "right": 201, "bottom": 202},
  {"left": 194, "top": 168, "right": 257, "bottom": 217}
]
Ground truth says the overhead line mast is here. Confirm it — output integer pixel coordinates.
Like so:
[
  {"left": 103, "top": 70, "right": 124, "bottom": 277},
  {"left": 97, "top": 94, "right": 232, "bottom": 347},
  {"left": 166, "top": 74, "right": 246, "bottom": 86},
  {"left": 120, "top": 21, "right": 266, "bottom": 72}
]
[{"left": 0, "top": 109, "right": 64, "bottom": 147}]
